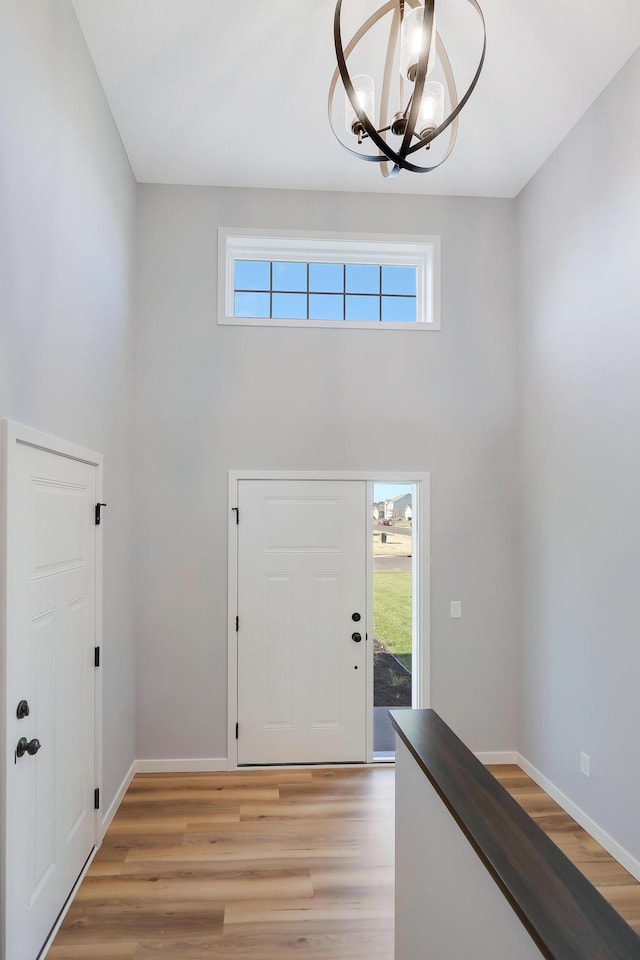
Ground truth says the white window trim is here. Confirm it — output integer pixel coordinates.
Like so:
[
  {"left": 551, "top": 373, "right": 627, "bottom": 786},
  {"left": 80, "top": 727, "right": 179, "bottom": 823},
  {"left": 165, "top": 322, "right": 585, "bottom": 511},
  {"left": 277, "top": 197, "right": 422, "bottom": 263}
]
[{"left": 218, "top": 228, "right": 441, "bottom": 330}]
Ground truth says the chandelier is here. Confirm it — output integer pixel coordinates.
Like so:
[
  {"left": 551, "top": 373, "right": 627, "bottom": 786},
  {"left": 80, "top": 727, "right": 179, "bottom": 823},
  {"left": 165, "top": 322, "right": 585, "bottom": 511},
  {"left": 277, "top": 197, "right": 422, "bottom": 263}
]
[{"left": 328, "top": 0, "right": 486, "bottom": 177}]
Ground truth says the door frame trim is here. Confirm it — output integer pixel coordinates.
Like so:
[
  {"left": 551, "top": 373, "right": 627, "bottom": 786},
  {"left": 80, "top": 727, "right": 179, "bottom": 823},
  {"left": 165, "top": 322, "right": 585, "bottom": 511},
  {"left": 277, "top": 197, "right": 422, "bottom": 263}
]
[
  {"left": 0, "top": 420, "right": 104, "bottom": 958},
  {"left": 226, "top": 470, "right": 431, "bottom": 769}
]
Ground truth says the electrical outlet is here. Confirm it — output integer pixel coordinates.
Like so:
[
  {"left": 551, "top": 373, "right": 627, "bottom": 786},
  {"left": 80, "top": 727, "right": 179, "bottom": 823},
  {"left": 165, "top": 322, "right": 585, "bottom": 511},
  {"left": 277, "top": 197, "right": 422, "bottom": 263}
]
[
  {"left": 580, "top": 751, "right": 591, "bottom": 779},
  {"left": 450, "top": 601, "right": 462, "bottom": 619}
]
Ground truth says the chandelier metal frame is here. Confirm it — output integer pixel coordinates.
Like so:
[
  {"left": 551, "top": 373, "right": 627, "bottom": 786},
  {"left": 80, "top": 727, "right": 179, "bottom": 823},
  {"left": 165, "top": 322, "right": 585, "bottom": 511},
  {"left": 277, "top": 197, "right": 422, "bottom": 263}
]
[{"left": 328, "top": 0, "right": 486, "bottom": 177}]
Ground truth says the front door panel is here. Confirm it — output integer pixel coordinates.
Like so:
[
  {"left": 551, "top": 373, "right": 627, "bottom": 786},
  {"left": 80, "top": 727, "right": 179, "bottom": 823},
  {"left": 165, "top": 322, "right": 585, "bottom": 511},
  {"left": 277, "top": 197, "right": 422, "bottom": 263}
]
[{"left": 237, "top": 480, "right": 367, "bottom": 765}]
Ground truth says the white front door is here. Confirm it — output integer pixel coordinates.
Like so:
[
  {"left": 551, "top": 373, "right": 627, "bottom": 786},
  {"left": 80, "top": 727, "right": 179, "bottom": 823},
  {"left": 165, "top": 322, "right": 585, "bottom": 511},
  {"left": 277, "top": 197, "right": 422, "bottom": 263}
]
[
  {"left": 2, "top": 429, "right": 98, "bottom": 960},
  {"left": 237, "top": 480, "right": 367, "bottom": 765}
]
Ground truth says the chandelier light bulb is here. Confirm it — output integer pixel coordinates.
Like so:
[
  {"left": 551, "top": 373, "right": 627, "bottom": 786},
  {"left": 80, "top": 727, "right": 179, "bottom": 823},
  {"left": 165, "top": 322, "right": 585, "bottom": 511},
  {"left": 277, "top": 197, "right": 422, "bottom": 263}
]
[
  {"left": 400, "top": 5, "right": 437, "bottom": 82},
  {"left": 344, "top": 73, "right": 376, "bottom": 137},
  {"left": 417, "top": 81, "right": 445, "bottom": 139}
]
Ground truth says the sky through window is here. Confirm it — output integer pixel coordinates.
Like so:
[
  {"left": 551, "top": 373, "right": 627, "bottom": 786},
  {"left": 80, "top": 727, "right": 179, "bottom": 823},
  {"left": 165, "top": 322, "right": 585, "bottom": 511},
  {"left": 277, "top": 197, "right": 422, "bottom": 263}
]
[{"left": 234, "top": 260, "right": 417, "bottom": 323}]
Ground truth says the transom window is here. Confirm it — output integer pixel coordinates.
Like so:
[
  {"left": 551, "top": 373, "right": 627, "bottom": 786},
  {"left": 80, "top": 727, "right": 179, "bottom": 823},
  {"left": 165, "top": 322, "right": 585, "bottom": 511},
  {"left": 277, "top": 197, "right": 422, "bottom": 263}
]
[
  {"left": 219, "top": 230, "right": 440, "bottom": 330},
  {"left": 235, "top": 261, "right": 417, "bottom": 323}
]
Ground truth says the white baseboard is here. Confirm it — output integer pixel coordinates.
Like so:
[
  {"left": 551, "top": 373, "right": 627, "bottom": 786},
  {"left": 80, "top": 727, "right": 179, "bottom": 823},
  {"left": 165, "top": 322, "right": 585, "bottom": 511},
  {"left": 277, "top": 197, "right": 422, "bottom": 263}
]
[
  {"left": 516, "top": 753, "right": 640, "bottom": 884},
  {"left": 476, "top": 751, "right": 518, "bottom": 765},
  {"left": 135, "top": 757, "right": 228, "bottom": 773},
  {"left": 100, "top": 759, "right": 136, "bottom": 840}
]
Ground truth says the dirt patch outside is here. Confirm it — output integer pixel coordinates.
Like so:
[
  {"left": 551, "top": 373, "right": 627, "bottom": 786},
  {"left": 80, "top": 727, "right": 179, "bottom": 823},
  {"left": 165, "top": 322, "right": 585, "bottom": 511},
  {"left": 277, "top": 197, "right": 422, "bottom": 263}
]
[{"left": 374, "top": 637, "right": 411, "bottom": 707}]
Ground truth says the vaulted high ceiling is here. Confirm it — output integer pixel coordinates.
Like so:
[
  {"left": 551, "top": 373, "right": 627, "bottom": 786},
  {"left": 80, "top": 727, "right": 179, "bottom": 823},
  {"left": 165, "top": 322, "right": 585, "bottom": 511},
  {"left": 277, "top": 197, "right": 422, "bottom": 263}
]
[{"left": 71, "top": 0, "right": 640, "bottom": 198}]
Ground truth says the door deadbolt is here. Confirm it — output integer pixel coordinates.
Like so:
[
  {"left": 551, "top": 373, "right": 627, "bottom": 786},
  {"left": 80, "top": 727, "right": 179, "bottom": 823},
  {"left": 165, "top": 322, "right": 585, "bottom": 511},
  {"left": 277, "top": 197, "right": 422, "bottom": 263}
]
[
  {"left": 352, "top": 612, "right": 361, "bottom": 622},
  {"left": 16, "top": 700, "right": 30, "bottom": 719}
]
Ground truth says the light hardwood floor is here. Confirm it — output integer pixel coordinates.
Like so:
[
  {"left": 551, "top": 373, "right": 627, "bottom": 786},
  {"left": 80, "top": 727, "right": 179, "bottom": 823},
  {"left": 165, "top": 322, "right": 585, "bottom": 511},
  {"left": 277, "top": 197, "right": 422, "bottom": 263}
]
[
  {"left": 49, "top": 768, "right": 395, "bottom": 959},
  {"left": 48, "top": 763, "right": 640, "bottom": 958},
  {"left": 490, "top": 764, "right": 640, "bottom": 938}
]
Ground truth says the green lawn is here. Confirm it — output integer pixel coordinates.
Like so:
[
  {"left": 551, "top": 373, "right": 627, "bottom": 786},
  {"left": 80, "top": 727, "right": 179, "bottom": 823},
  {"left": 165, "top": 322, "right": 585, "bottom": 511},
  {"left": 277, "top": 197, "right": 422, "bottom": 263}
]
[{"left": 373, "top": 571, "right": 412, "bottom": 671}]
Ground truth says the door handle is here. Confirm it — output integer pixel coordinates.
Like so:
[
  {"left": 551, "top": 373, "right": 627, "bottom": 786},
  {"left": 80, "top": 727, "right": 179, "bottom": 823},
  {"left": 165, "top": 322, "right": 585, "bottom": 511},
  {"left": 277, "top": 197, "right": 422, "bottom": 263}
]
[
  {"left": 351, "top": 632, "right": 362, "bottom": 643},
  {"left": 16, "top": 737, "right": 41, "bottom": 759}
]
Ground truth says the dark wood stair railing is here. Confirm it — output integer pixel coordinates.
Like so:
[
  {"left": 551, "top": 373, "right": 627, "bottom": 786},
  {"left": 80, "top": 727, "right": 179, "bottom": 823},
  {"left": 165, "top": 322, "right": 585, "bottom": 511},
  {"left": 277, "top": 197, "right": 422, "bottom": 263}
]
[{"left": 389, "top": 708, "right": 640, "bottom": 960}]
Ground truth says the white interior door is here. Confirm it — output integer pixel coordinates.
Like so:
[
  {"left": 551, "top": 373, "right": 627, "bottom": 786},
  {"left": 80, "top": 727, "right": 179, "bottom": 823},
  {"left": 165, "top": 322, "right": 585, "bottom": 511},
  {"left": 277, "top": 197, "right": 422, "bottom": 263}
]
[
  {"left": 237, "top": 480, "right": 367, "bottom": 765},
  {"left": 2, "top": 429, "right": 98, "bottom": 960}
]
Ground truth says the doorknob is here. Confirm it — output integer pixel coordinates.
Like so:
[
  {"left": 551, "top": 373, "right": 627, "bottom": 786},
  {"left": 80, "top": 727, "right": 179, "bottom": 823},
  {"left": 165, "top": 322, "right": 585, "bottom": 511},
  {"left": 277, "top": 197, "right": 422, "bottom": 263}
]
[
  {"left": 351, "top": 632, "right": 362, "bottom": 643},
  {"left": 16, "top": 737, "right": 41, "bottom": 759}
]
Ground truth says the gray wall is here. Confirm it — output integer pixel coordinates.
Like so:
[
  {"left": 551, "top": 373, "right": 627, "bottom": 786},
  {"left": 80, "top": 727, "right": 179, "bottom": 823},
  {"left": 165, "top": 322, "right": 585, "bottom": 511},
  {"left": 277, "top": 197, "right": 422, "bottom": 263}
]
[
  {"left": 133, "top": 184, "right": 520, "bottom": 759},
  {"left": 0, "top": 1, "right": 137, "bottom": 807},
  {"left": 517, "top": 50, "right": 640, "bottom": 859}
]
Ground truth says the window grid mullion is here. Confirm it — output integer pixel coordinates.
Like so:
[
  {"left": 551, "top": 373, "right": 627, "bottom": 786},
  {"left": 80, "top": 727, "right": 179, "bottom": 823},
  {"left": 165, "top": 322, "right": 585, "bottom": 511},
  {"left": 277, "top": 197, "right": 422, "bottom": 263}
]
[
  {"left": 235, "top": 289, "right": 416, "bottom": 300},
  {"left": 342, "top": 262, "right": 346, "bottom": 320},
  {"left": 269, "top": 261, "right": 273, "bottom": 319}
]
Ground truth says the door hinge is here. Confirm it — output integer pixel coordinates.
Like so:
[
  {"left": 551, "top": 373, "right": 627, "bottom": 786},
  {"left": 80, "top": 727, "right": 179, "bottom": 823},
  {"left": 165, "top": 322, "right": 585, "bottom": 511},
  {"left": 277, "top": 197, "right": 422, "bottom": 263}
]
[
  {"left": 94, "top": 646, "right": 100, "bottom": 667},
  {"left": 94, "top": 788, "right": 100, "bottom": 810},
  {"left": 235, "top": 615, "right": 239, "bottom": 632},
  {"left": 232, "top": 507, "right": 239, "bottom": 524},
  {"left": 235, "top": 722, "right": 239, "bottom": 740},
  {"left": 95, "top": 502, "right": 107, "bottom": 525}
]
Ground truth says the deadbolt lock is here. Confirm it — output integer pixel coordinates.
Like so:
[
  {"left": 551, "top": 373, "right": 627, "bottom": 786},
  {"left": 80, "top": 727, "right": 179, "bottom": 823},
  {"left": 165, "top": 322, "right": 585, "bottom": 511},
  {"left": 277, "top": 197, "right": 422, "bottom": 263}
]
[{"left": 16, "top": 699, "right": 30, "bottom": 720}]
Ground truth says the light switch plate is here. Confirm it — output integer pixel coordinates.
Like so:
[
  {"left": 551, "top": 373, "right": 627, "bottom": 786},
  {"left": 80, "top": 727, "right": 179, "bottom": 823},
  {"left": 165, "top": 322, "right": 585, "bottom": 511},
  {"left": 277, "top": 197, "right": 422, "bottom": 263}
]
[
  {"left": 450, "top": 601, "right": 462, "bottom": 619},
  {"left": 580, "top": 751, "right": 591, "bottom": 779}
]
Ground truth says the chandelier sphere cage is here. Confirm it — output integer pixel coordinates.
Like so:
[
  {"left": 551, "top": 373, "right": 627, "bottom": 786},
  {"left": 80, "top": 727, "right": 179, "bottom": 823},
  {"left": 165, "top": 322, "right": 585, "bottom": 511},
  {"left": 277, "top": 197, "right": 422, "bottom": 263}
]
[{"left": 328, "top": 0, "right": 486, "bottom": 177}]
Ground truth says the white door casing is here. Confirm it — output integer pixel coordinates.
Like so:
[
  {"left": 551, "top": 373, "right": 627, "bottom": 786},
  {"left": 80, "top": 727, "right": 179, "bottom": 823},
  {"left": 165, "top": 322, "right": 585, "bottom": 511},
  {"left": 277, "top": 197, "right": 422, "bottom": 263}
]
[
  {"left": 236, "top": 480, "right": 368, "bottom": 765},
  {"left": 1, "top": 422, "right": 102, "bottom": 960}
]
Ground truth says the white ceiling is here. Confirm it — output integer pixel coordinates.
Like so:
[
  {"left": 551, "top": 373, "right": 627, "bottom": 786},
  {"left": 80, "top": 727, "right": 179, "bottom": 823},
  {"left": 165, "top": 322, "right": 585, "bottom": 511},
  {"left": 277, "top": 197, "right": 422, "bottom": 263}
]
[{"left": 71, "top": 0, "right": 640, "bottom": 198}]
